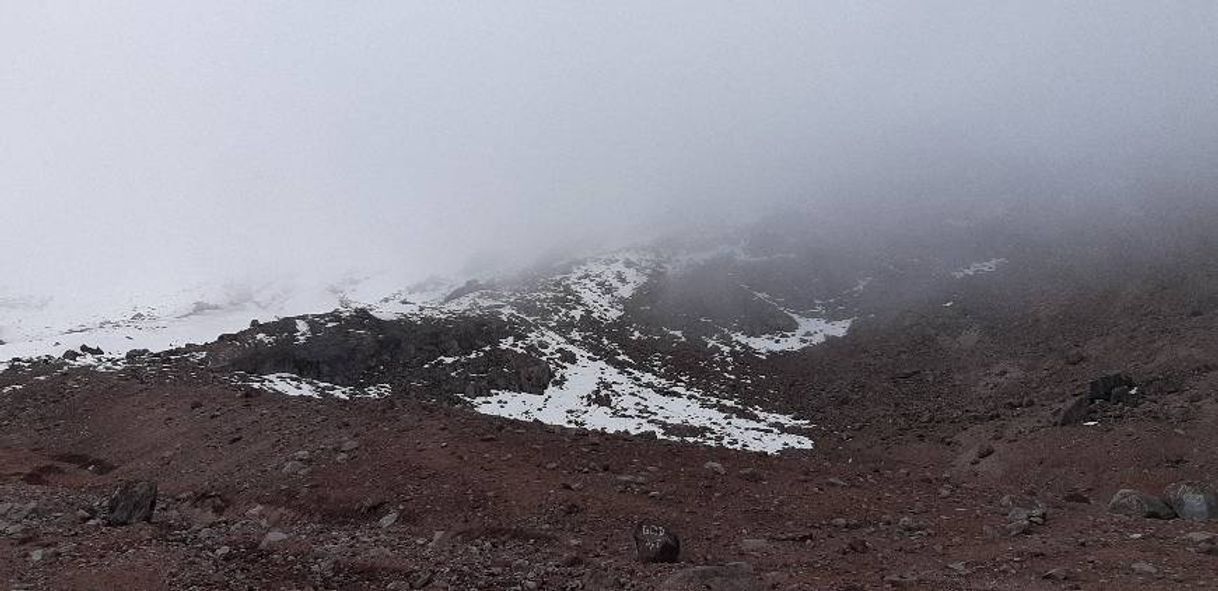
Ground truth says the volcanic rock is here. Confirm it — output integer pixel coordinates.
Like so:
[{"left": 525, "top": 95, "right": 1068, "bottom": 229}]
[
  {"left": 1107, "top": 489, "right": 1175, "bottom": 519},
  {"left": 105, "top": 480, "right": 158, "bottom": 526},
  {"left": 633, "top": 521, "right": 680, "bottom": 563}
]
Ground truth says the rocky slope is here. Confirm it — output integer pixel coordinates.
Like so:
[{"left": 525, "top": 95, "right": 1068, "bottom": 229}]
[{"left": 4, "top": 201, "right": 1218, "bottom": 589}]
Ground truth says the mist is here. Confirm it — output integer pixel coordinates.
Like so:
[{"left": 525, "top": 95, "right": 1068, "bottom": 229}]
[{"left": 3, "top": 2, "right": 1217, "bottom": 301}]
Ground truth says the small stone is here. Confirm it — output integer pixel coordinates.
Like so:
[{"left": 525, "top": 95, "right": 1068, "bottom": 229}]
[
  {"left": 882, "top": 573, "right": 919, "bottom": 587},
  {"left": 703, "top": 461, "right": 726, "bottom": 475},
  {"left": 379, "top": 511, "right": 400, "bottom": 528},
  {"left": 339, "top": 440, "right": 360, "bottom": 452},
  {"left": 281, "top": 461, "right": 309, "bottom": 476},
  {"left": 1131, "top": 561, "right": 1158, "bottom": 575}
]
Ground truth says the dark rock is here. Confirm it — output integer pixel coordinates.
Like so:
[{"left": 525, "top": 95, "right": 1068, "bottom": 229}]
[
  {"left": 633, "top": 521, "right": 680, "bottom": 563},
  {"left": 659, "top": 562, "right": 760, "bottom": 591},
  {"left": 1163, "top": 482, "right": 1218, "bottom": 521},
  {"left": 125, "top": 349, "right": 151, "bottom": 361},
  {"left": 1107, "top": 489, "right": 1175, "bottom": 519},
  {"left": 61, "top": 350, "right": 81, "bottom": 361},
  {"left": 80, "top": 344, "right": 104, "bottom": 356},
  {"left": 105, "top": 480, "right": 158, "bottom": 526},
  {"left": 1110, "top": 386, "right": 1138, "bottom": 405},
  {"left": 1088, "top": 373, "right": 1135, "bottom": 402},
  {"left": 1057, "top": 395, "right": 1092, "bottom": 426}
]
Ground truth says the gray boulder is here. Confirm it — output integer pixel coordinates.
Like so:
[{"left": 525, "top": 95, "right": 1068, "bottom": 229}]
[
  {"left": 1163, "top": 482, "right": 1218, "bottom": 521},
  {"left": 1107, "top": 489, "right": 1175, "bottom": 519}
]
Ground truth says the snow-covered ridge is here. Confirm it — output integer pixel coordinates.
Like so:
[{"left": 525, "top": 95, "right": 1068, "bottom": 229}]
[{"left": 0, "top": 247, "right": 853, "bottom": 452}]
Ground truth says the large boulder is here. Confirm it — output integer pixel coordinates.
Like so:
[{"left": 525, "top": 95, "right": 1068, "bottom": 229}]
[
  {"left": 105, "top": 480, "right": 158, "bottom": 526},
  {"left": 633, "top": 521, "right": 680, "bottom": 563},
  {"left": 1163, "top": 482, "right": 1218, "bottom": 521},
  {"left": 660, "top": 562, "right": 760, "bottom": 591},
  {"left": 1107, "top": 489, "right": 1175, "bottom": 520}
]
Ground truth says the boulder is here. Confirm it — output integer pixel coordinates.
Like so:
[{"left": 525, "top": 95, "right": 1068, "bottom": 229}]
[
  {"left": 660, "top": 562, "right": 760, "bottom": 591},
  {"left": 1088, "top": 373, "right": 1135, "bottom": 402},
  {"left": 1107, "top": 489, "right": 1175, "bottom": 519},
  {"left": 79, "top": 344, "right": 104, "bottom": 356},
  {"left": 633, "top": 521, "right": 680, "bottom": 563},
  {"left": 105, "top": 480, "right": 158, "bottom": 526},
  {"left": 1163, "top": 482, "right": 1218, "bottom": 521}
]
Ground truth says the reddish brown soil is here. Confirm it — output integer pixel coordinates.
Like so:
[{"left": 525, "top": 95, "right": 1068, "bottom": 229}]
[{"left": 3, "top": 340, "right": 1218, "bottom": 591}]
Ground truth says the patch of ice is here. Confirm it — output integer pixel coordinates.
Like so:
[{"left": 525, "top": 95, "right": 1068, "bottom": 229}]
[
  {"left": 951, "top": 258, "right": 1008, "bottom": 278},
  {"left": 1, "top": 384, "right": 23, "bottom": 394}
]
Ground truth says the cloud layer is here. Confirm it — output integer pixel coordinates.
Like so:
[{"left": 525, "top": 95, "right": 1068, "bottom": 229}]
[{"left": 3, "top": 2, "right": 1216, "bottom": 296}]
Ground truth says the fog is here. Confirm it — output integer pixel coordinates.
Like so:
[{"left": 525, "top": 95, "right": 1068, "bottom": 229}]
[{"left": 3, "top": 2, "right": 1217, "bottom": 300}]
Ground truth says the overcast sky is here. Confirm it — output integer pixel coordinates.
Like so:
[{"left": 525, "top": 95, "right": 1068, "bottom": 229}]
[{"left": 2, "top": 2, "right": 1217, "bottom": 297}]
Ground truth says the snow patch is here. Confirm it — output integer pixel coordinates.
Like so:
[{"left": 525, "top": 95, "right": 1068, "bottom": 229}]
[
  {"left": 471, "top": 328, "right": 813, "bottom": 453},
  {"left": 548, "top": 253, "right": 656, "bottom": 323},
  {"left": 723, "top": 292, "right": 852, "bottom": 357},
  {"left": 243, "top": 373, "right": 391, "bottom": 400}
]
